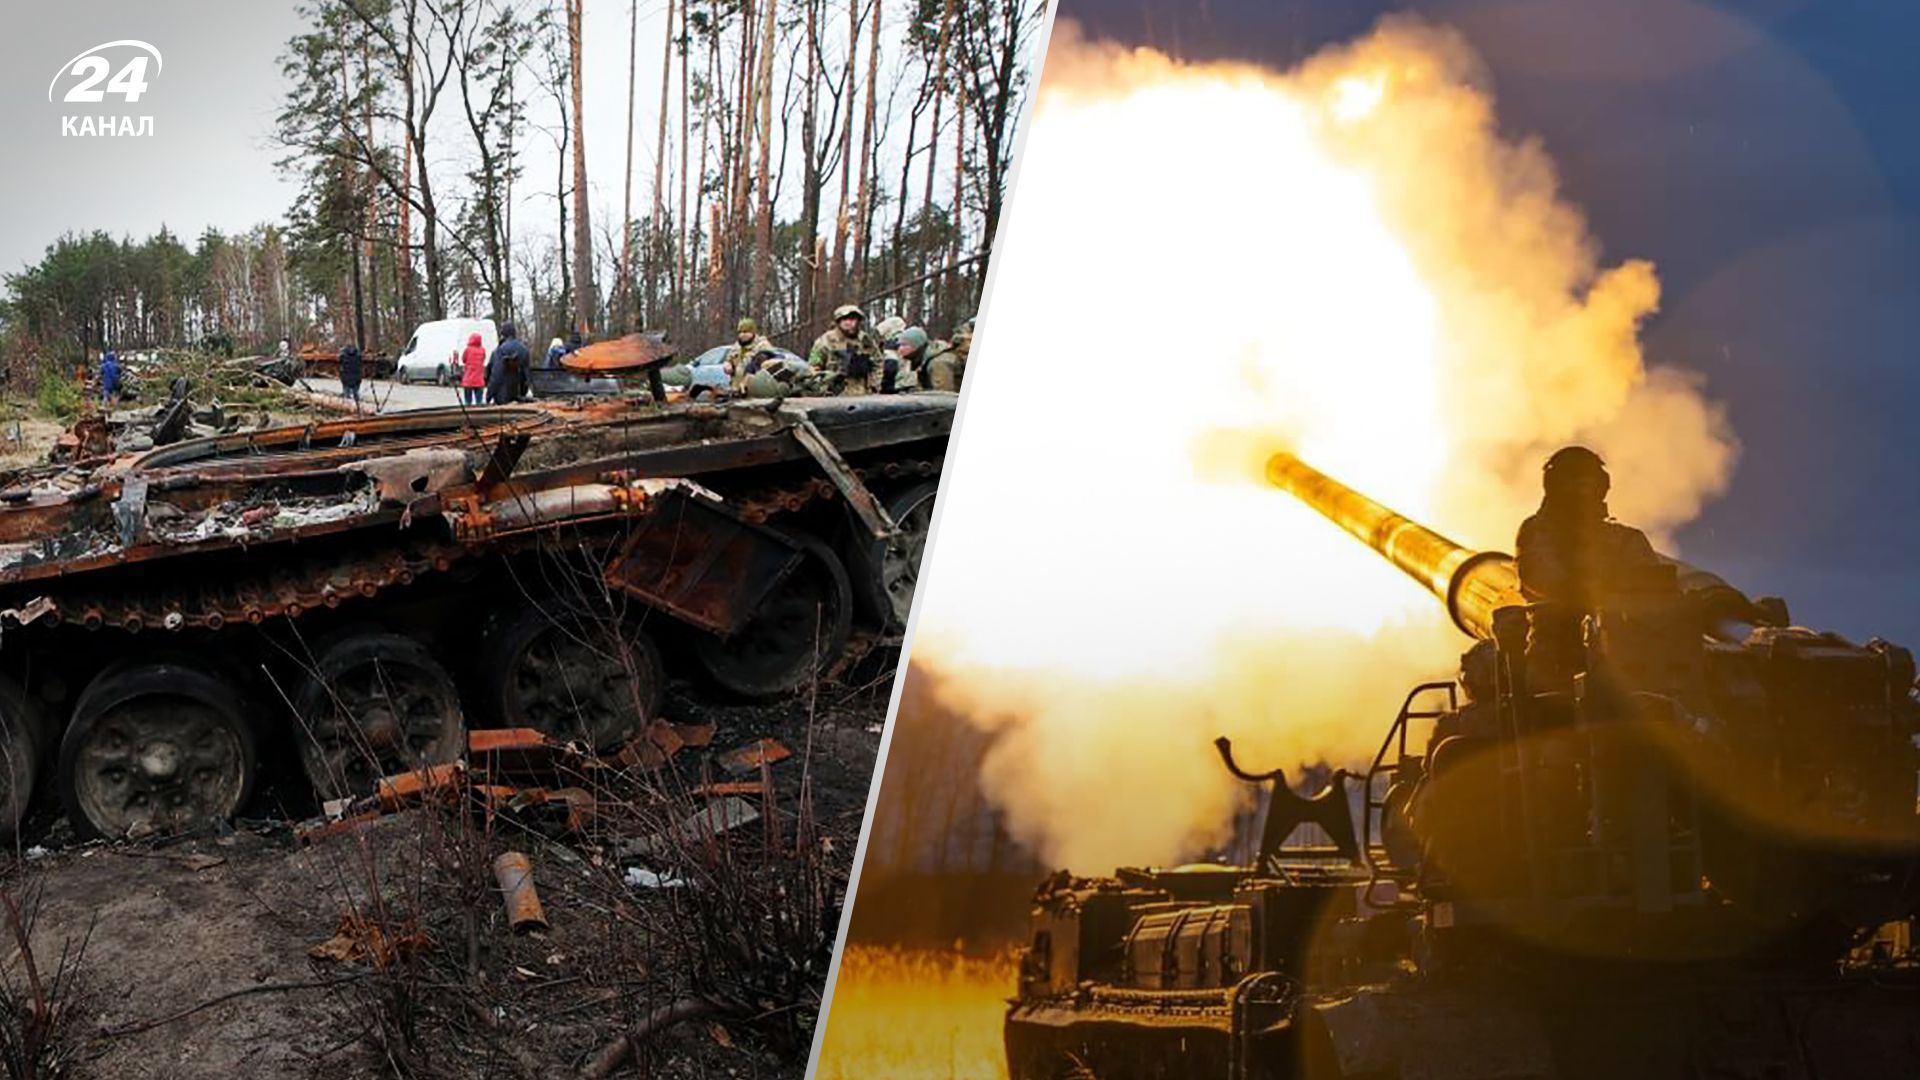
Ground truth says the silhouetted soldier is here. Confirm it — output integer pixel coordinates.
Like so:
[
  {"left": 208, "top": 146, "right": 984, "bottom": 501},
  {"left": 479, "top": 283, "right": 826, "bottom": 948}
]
[{"left": 1514, "top": 446, "right": 1659, "bottom": 680}]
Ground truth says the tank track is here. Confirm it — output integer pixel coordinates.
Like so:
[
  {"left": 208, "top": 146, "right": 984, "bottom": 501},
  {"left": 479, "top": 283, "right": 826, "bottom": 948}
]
[
  {"left": 29, "top": 536, "right": 473, "bottom": 634},
  {"left": 727, "top": 457, "right": 943, "bottom": 524}
]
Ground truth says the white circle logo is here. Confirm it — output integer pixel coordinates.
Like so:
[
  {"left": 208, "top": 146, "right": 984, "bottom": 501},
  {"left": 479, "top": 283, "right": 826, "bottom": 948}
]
[{"left": 48, "top": 40, "right": 164, "bottom": 104}]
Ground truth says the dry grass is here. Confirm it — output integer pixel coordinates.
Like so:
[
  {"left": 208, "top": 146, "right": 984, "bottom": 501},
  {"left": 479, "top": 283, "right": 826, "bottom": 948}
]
[{"left": 813, "top": 945, "right": 1016, "bottom": 1080}]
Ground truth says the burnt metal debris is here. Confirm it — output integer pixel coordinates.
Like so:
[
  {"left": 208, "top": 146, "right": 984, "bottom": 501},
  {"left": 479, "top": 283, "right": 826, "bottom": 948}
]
[
  {"left": 1004, "top": 452, "right": 1920, "bottom": 1080},
  {"left": 0, "top": 392, "right": 951, "bottom": 842}
]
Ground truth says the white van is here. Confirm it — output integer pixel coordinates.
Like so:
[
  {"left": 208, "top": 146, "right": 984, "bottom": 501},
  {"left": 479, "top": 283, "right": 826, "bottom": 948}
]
[{"left": 394, "top": 317, "right": 498, "bottom": 385}]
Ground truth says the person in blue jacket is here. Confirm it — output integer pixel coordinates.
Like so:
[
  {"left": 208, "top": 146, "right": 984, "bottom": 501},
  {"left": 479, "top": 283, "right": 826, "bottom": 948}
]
[{"left": 99, "top": 350, "right": 121, "bottom": 406}]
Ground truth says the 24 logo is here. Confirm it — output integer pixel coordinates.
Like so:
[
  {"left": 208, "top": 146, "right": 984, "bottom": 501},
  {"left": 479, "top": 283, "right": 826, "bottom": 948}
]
[
  {"left": 48, "top": 41, "right": 162, "bottom": 138},
  {"left": 47, "top": 40, "right": 163, "bottom": 104}
]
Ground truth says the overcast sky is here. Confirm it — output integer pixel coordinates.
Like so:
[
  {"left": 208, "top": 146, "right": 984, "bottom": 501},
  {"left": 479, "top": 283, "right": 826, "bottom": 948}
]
[
  {"left": 1060, "top": 0, "right": 1920, "bottom": 647},
  {"left": 1, "top": 0, "right": 882, "bottom": 284}
]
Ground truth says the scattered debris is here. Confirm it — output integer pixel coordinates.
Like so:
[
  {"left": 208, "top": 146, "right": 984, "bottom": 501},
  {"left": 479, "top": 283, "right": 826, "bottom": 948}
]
[
  {"left": 623, "top": 867, "right": 689, "bottom": 890},
  {"left": 717, "top": 738, "right": 793, "bottom": 775},
  {"left": 297, "top": 727, "right": 794, "bottom": 854},
  {"left": 348, "top": 446, "right": 474, "bottom": 505},
  {"left": 373, "top": 762, "right": 465, "bottom": 812},
  {"left": 308, "top": 912, "right": 431, "bottom": 968},
  {"left": 691, "top": 780, "right": 771, "bottom": 798},
  {"left": 492, "top": 852, "right": 550, "bottom": 934},
  {"left": 621, "top": 797, "right": 762, "bottom": 858}
]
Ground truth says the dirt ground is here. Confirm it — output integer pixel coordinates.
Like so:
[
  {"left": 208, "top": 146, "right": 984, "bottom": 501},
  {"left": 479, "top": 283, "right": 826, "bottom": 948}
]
[
  {"left": 0, "top": 416, "right": 67, "bottom": 471},
  {"left": 3, "top": 683, "right": 889, "bottom": 1080}
]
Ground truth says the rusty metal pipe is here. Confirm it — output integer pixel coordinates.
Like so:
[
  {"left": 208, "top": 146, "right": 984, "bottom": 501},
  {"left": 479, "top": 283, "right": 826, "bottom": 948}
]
[
  {"left": 492, "top": 851, "right": 549, "bottom": 933},
  {"left": 480, "top": 485, "right": 626, "bottom": 532},
  {"left": 1266, "top": 452, "right": 1521, "bottom": 640}
]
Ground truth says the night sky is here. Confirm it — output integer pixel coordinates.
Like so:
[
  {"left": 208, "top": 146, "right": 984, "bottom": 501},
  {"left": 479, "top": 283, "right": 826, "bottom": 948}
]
[{"left": 1056, "top": 0, "right": 1920, "bottom": 647}]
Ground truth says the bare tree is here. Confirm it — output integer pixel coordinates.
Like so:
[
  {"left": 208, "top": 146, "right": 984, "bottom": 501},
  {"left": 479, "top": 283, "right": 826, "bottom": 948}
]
[
  {"left": 567, "top": 0, "right": 596, "bottom": 336},
  {"left": 849, "top": 0, "right": 880, "bottom": 294},
  {"left": 445, "top": 0, "right": 531, "bottom": 322},
  {"left": 616, "top": 0, "right": 640, "bottom": 332},
  {"left": 751, "top": 0, "right": 779, "bottom": 314},
  {"left": 954, "top": 0, "right": 1045, "bottom": 265},
  {"left": 676, "top": 0, "right": 691, "bottom": 310},
  {"left": 649, "top": 0, "right": 676, "bottom": 326}
]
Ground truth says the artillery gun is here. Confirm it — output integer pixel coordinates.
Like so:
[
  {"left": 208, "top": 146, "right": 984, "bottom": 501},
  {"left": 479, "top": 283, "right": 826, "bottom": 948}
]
[
  {"left": 1005, "top": 453, "right": 1920, "bottom": 1079},
  {"left": 0, "top": 393, "right": 951, "bottom": 841}
]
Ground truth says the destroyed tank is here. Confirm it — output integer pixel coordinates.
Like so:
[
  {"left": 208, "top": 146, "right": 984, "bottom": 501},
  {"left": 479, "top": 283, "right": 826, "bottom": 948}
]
[
  {"left": 1005, "top": 453, "right": 1920, "bottom": 1079},
  {"left": 0, "top": 393, "right": 952, "bottom": 841}
]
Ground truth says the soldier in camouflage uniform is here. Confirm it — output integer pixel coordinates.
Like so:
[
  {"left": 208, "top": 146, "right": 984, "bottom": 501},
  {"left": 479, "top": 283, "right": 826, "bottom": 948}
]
[
  {"left": 922, "top": 319, "right": 970, "bottom": 391},
  {"left": 873, "top": 316, "right": 911, "bottom": 393},
  {"left": 808, "top": 304, "right": 885, "bottom": 395},
  {"left": 724, "top": 317, "right": 775, "bottom": 393},
  {"left": 891, "top": 326, "right": 930, "bottom": 389}
]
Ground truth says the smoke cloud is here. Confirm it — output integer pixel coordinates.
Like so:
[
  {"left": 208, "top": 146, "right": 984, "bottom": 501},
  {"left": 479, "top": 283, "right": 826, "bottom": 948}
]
[{"left": 907, "top": 19, "right": 1737, "bottom": 872}]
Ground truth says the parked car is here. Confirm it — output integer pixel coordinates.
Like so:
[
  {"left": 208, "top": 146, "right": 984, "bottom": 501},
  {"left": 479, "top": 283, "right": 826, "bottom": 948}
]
[
  {"left": 395, "top": 318, "right": 497, "bottom": 385},
  {"left": 527, "top": 367, "right": 622, "bottom": 398}
]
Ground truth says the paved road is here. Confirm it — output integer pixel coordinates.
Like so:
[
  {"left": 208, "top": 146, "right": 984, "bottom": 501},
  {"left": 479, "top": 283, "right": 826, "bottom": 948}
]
[{"left": 298, "top": 377, "right": 469, "bottom": 413}]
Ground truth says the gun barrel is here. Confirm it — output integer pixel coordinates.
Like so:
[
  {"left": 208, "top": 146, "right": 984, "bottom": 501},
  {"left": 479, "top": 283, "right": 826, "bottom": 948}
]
[{"left": 1266, "top": 452, "right": 1521, "bottom": 639}]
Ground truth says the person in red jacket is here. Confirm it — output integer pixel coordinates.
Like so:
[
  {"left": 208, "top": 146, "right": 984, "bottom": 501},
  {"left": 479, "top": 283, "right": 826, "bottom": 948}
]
[{"left": 459, "top": 332, "right": 487, "bottom": 405}]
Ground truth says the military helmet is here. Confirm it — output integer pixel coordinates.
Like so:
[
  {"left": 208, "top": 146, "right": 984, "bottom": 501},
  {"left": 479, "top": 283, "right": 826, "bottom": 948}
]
[
  {"left": 832, "top": 303, "right": 866, "bottom": 322},
  {"left": 737, "top": 317, "right": 758, "bottom": 335},
  {"left": 898, "top": 327, "right": 930, "bottom": 353},
  {"left": 874, "top": 315, "right": 907, "bottom": 342},
  {"left": 1542, "top": 445, "right": 1608, "bottom": 492}
]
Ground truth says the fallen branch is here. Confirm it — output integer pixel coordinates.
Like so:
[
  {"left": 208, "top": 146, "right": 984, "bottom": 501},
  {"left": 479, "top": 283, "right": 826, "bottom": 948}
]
[
  {"left": 577, "top": 997, "right": 722, "bottom": 1079},
  {"left": 100, "top": 974, "right": 369, "bottom": 1038}
]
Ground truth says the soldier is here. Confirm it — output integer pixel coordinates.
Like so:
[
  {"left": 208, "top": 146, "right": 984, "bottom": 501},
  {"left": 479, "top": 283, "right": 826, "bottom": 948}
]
[
  {"left": 922, "top": 320, "right": 970, "bottom": 392},
  {"left": 1515, "top": 447, "right": 1658, "bottom": 609},
  {"left": 724, "top": 318, "right": 775, "bottom": 392},
  {"left": 1515, "top": 446, "right": 1660, "bottom": 679},
  {"left": 892, "top": 327, "right": 931, "bottom": 390},
  {"left": 808, "top": 304, "right": 884, "bottom": 394},
  {"left": 873, "top": 315, "right": 907, "bottom": 347}
]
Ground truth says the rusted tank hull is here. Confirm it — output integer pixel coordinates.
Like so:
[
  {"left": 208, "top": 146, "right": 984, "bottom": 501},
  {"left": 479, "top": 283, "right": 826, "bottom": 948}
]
[{"left": 0, "top": 394, "right": 954, "bottom": 840}]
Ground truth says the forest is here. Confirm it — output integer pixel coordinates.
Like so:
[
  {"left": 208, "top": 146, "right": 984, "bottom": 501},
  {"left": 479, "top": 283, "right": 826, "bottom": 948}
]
[{"left": 1, "top": 0, "right": 1044, "bottom": 385}]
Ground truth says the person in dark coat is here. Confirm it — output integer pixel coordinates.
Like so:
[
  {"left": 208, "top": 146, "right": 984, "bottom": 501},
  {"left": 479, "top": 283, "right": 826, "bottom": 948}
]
[
  {"left": 338, "top": 341, "right": 364, "bottom": 411},
  {"left": 487, "top": 322, "right": 532, "bottom": 404}
]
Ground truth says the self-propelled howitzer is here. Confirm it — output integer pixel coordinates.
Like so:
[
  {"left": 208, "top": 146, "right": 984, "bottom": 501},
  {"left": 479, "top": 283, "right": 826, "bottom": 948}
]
[{"left": 1005, "top": 454, "right": 1920, "bottom": 1080}]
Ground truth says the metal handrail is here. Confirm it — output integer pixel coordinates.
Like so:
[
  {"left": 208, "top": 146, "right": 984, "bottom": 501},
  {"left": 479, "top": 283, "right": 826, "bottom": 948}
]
[{"left": 1361, "top": 681, "right": 1457, "bottom": 908}]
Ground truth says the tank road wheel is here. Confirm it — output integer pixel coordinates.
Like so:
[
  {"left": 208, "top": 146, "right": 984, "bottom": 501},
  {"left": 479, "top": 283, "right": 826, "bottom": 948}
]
[
  {"left": 693, "top": 534, "right": 854, "bottom": 700},
  {"left": 294, "top": 633, "right": 466, "bottom": 802},
  {"left": 0, "top": 678, "right": 44, "bottom": 845},
  {"left": 876, "top": 482, "right": 938, "bottom": 627},
  {"left": 59, "top": 664, "right": 256, "bottom": 840},
  {"left": 487, "top": 606, "right": 666, "bottom": 751},
  {"left": 847, "top": 482, "right": 939, "bottom": 628}
]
